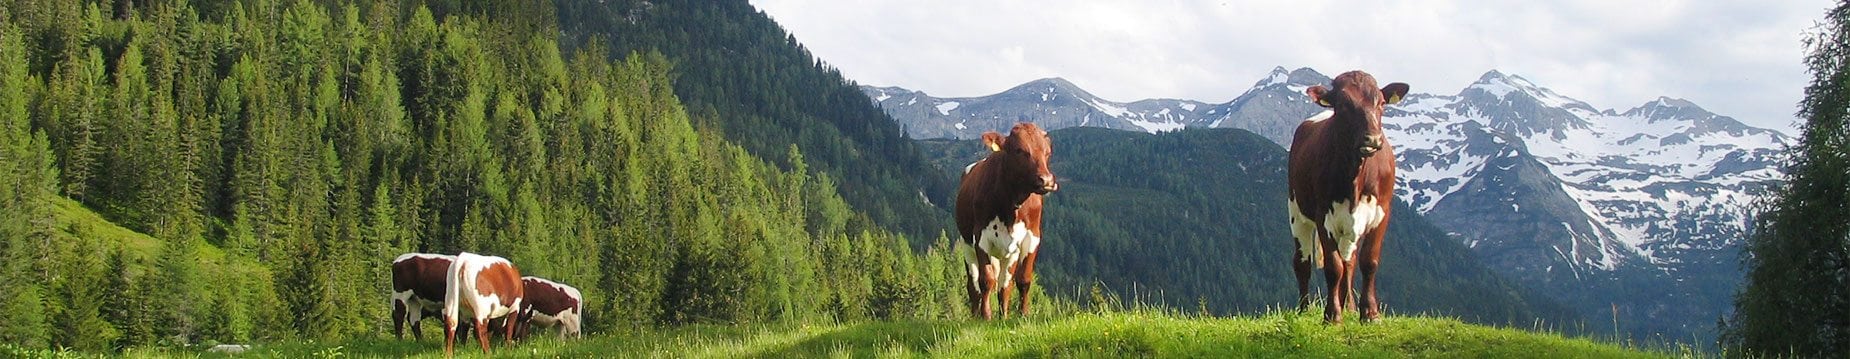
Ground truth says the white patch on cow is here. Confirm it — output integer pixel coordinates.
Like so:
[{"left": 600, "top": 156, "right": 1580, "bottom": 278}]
[
  {"left": 978, "top": 218, "right": 1023, "bottom": 263},
  {"left": 961, "top": 241, "right": 982, "bottom": 293},
  {"left": 1287, "top": 197, "right": 1321, "bottom": 266},
  {"left": 963, "top": 218, "right": 1031, "bottom": 289},
  {"left": 1322, "top": 196, "right": 1384, "bottom": 262},
  {"left": 392, "top": 289, "right": 421, "bottom": 325},
  {"left": 1016, "top": 222, "right": 1041, "bottom": 256},
  {"left": 1304, "top": 110, "right": 1334, "bottom": 123},
  {"left": 394, "top": 252, "right": 453, "bottom": 264}
]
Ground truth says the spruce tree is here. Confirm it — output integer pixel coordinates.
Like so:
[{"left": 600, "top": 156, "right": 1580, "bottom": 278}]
[
  {"left": 0, "top": 23, "right": 55, "bottom": 350},
  {"left": 1724, "top": 2, "right": 1850, "bottom": 356}
]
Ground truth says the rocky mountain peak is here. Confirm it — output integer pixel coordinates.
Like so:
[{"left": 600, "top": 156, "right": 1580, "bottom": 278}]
[{"left": 1004, "top": 77, "right": 1092, "bottom": 98}]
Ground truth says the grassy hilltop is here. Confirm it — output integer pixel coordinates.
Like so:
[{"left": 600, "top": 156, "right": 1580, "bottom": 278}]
[{"left": 9, "top": 311, "right": 1671, "bottom": 358}]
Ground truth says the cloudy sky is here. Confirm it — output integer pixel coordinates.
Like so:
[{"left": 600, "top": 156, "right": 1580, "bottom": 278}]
[{"left": 750, "top": 0, "right": 1832, "bottom": 133}]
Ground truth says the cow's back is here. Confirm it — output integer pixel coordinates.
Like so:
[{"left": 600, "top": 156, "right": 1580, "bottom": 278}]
[
  {"left": 394, "top": 253, "right": 454, "bottom": 301},
  {"left": 1287, "top": 111, "right": 1336, "bottom": 218},
  {"left": 521, "top": 277, "right": 580, "bottom": 316}
]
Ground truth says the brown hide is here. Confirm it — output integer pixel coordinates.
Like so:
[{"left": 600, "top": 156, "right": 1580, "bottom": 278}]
[
  {"left": 391, "top": 254, "right": 453, "bottom": 341},
  {"left": 1286, "top": 70, "right": 1408, "bottom": 324},
  {"left": 955, "top": 123, "right": 1055, "bottom": 320}
]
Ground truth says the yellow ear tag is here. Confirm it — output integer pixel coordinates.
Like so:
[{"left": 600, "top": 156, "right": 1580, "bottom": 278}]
[
  {"left": 1317, "top": 99, "right": 1331, "bottom": 107},
  {"left": 1386, "top": 94, "right": 1403, "bottom": 104},
  {"left": 987, "top": 143, "right": 1001, "bottom": 152}
]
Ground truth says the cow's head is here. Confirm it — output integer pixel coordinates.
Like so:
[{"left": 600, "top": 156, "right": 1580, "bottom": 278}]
[
  {"left": 986, "top": 123, "right": 1057, "bottom": 195},
  {"left": 1307, "top": 71, "right": 1409, "bottom": 158}
]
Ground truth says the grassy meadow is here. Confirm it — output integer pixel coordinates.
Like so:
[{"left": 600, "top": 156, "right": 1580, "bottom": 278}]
[{"left": 5, "top": 309, "right": 1679, "bottom": 358}]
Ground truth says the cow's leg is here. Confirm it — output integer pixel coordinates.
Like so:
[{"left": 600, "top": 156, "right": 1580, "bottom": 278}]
[
  {"left": 475, "top": 317, "right": 492, "bottom": 354},
  {"left": 978, "top": 255, "right": 1000, "bottom": 320},
  {"left": 393, "top": 301, "right": 407, "bottom": 340},
  {"left": 1320, "top": 237, "right": 1346, "bottom": 324},
  {"left": 1294, "top": 245, "right": 1314, "bottom": 312},
  {"left": 443, "top": 315, "right": 457, "bottom": 358},
  {"left": 1358, "top": 230, "right": 1386, "bottom": 322},
  {"left": 997, "top": 260, "right": 1013, "bottom": 319},
  {"left": 1342, "top": 258, "right": 1357, "bottom": 312},
  {"left": 1015, "top": 251, "right": 1038, "bottom": 317},
  {"left": 504, "top": 312, "right": 520, "bottom": 346},
  {"left": 965, "top": 245, "right": 986, "bottom": 320}
]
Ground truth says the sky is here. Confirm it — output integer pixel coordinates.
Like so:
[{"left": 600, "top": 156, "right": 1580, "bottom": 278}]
[{"left": 749, "top": 0, "right": 1834, "bottom": 134}]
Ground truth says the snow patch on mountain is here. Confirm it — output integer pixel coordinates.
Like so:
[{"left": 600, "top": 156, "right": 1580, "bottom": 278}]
[{"left": 936, "top": 101, "right": 961, "bottom": 115}]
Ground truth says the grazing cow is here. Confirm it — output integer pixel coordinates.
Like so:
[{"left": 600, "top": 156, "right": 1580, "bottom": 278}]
[
  {"left": 443, "top": 252, "right": 524, "bottom": 357},
  {"left": 1286, "top": 70, "right": 1409, "bottom": 324},
  {"left": 955, "top": 122, "right": 1057, "bottom": 320},
  {"left": 968, "top": 132, "right": 1049, "bottom": 317},
  {"left": 391, "top": 253, "right": 457, "bottom": 341},
  {"left": 516, "top": 276, "right": 584, "bottom": 339}
]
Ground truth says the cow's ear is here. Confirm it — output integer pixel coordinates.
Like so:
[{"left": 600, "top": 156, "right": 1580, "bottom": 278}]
[
  {"left": 1307, "top": 85, "right": 1331, "bottom": 107},
  {"left": 981, "top": 131, "right": 1004, "bottom": 152},
  {"left": 1381, "top": 83, "right": 1410, "bottom": 105}
]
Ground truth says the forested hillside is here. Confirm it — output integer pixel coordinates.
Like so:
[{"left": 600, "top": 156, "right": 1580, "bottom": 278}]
[
  {"left": 921, "top": 127, "right": 1579, "bottom": 327},
  {"left": 553, "top": 0, "right": 956, "bottom": 239},
  {"left": 0, "top": 0, "right": 966, "bottom": 351}
]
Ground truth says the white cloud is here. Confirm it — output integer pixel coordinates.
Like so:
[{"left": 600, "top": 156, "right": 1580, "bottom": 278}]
[{"left": 752, "top": 0, "right": 1830, "bottom": 133}]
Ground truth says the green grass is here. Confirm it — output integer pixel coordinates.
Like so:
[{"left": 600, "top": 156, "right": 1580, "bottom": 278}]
[
  {"left": 49, "top": 196, "right": 160, "bottom": 260},
  {"left": 33, "top": 310, "right": 1669, "bottom": 358}
]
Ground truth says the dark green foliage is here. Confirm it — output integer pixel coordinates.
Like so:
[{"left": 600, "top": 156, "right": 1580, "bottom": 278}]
[
  {"left": 922, "top": 127, "right": 1577, "bottom": 327},
  {"left": 1722, "top": 3, "right": 1850, "bottom": 357},
  {"left": 554, "top": 0, "right": 956, "bottom": 240},
  {"left": 0, "top": 20, "right": 57, "bottom": 349},
  {"left": 0, "top": 0, "right": 964, "bottom": 352},
  {"left": 102, "top": 250, "right": 153, "bottom": 350}
]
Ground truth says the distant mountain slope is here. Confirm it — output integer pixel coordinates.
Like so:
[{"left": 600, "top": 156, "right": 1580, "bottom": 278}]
[
  {"left": 882, "top": 68, "right": 1788, "bottom": 344},
  {"left": 556, "top": 0, "right": 954, "bottom": 238},
  {"left": 867, "top": 78, "right": 1213, "bottom": 139},
  {"left": 921, "top": 127, "right": 1576, "bottom": 326}
]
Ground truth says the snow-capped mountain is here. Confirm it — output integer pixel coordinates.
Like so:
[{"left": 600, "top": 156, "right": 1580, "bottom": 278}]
[
  {"left": 865, "top": 77, "right": 1214, "bottom": 139},
  {"left": 865, "top": 67, "right": 1791, "bottom": 340}
]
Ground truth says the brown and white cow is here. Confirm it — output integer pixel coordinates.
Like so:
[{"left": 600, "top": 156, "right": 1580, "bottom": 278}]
[
  {"left": 1287, "top": 70, "right": 1408, "bottom": 324},
  {"left": 443, "top": 252, "right": 524, "bottom": 357},
  {"left": 955, "top": 122, "right": 1057, "bottom": 320},
  {"left": 392, "top": 253, "right": 458, "bottom": 341},
  {"left": 516, "top": 276, "right": 584, "bottom": 339},
  {"left": 967, "top": 132, "right": 1049, "bottom": 317}
]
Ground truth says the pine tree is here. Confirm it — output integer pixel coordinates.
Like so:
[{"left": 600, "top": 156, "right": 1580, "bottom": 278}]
[
  {"left": 52, "top": 227, "right": 120, "bottom": 351},
  {"left": 102, "top": 250, "right": 154, "bottom": 349},
  {"left": 0, "top": 22, "right": 56, "bottom": 349},
  {"left": 1724, "top": 3, "right": 1850, "bottom": 356}
]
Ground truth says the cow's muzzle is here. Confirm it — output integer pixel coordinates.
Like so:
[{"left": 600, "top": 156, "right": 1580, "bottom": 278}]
[
  {"left": 1034, "top": 175, "right": 1058, "bottom": 194},
  {"left": 1359, "top": 134, "right": 1383, "bottom": 157}
]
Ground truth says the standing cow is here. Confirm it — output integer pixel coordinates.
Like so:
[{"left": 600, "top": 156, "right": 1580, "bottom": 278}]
[
  {"left": 955, "top": 122, "right": 1057, "bottom": 320},
  {"left": 1286, "top": 70, "right": 1408, "bottom": 324},
  {"left": 443, "top": 252, "right": 524, "bottom": 357},
  {"left": 968, "top": 131, "right": 1049, "bottom": 318},
  {"left": 392, "top": 253, "right": 461, "bottom": 341}
]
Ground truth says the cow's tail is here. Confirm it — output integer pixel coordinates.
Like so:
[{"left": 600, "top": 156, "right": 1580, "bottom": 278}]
[
  {"left": 443, "top": 255, "right": 464, "bottom": 332},
  {"left": 1309, "top": 236, "right": 1324, "bottom": 269}
]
